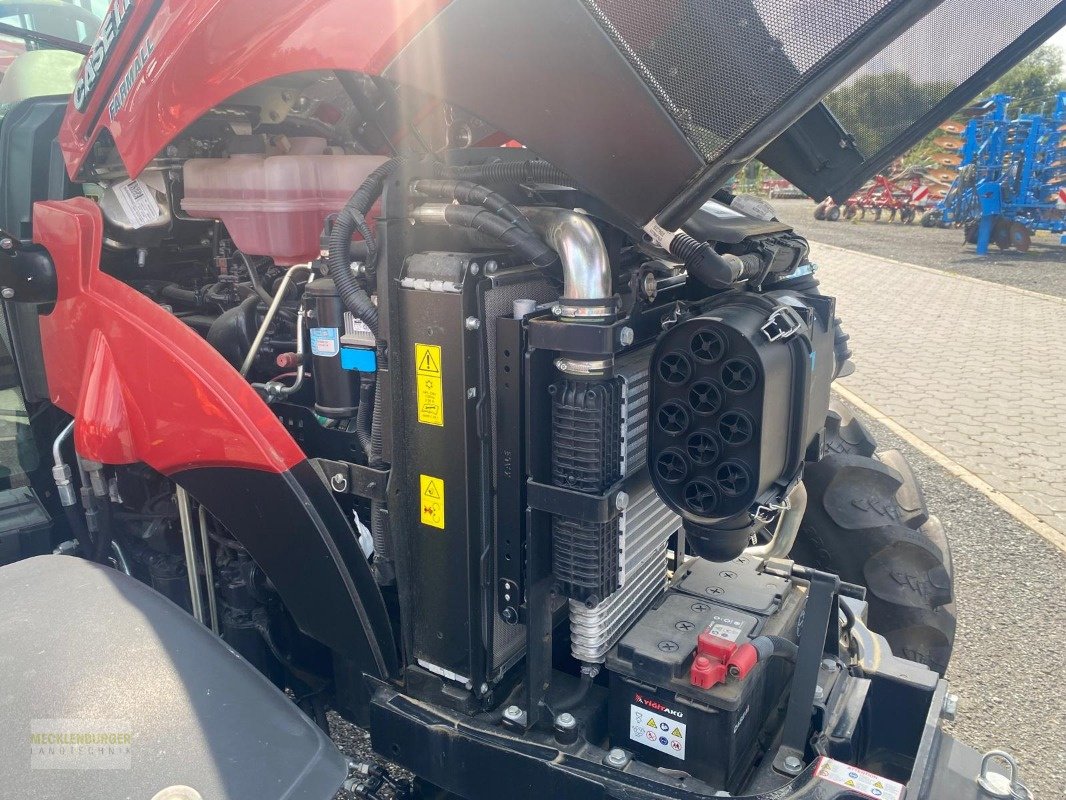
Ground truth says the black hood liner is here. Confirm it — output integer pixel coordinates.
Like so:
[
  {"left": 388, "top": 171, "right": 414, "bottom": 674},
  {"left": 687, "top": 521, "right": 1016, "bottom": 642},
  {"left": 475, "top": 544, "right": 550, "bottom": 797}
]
[{"left": 762, "top": 1, "right": 1066, "bottom": 202}]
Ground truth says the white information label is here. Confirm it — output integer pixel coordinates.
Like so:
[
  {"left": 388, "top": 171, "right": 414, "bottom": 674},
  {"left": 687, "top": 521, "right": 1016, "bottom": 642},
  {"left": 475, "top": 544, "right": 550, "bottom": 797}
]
[
  {"left": 629, "top": 704, "right": 686, "bottom": 760},
  {"left": 113, "top": 178, "right": 161, "bottom": 229},
  {"left": 814, "top": 757, "right": 905, "bottom": 799},
  {"left": 708, "top": 622, "right": 742, "bottom": 642}
]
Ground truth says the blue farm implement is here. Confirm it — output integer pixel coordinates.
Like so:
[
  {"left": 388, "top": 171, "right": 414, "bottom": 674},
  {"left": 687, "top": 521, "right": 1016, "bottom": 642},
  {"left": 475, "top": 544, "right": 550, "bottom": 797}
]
[{"left": 921, "top": 93, "right": 1066, "bottom": 254}]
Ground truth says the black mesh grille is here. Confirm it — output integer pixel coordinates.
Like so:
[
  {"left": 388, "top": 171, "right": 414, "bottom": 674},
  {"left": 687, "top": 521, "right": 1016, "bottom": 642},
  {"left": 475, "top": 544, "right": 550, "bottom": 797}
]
[
  {"left": 582, "top": 0, "right": 901, "bottom": 161},
  {"left": 826, "top": 0, "right": 1063, "bottom": 164}
]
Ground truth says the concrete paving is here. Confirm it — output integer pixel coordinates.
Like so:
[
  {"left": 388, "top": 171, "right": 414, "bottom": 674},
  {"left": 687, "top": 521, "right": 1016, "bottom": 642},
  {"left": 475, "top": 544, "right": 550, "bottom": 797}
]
[{"left": 813, "top": 242, "right": 1066, "bottom": 540}]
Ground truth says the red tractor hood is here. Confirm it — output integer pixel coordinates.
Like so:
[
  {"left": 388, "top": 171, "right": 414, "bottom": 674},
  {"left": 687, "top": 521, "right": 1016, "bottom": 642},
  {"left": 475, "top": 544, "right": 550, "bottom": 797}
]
[{"left": 61, "top": 0, "right": 1066, "bottom": 227}]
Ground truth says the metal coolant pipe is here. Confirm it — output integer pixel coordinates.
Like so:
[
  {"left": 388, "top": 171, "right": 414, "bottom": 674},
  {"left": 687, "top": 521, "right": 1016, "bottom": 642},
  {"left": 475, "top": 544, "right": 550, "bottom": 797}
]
[{"left": 519, "top": 207, "right": 612, "bottom": 318}]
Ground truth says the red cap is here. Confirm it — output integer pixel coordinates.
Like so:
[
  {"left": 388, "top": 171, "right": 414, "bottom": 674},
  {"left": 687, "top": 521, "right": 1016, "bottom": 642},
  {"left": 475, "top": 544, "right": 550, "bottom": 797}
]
[
  {"left": 689, "top": 632, "right": 760, "bottom": 689},
  {"left": 276, "top": 352, "right": 301, "bottom": 369}
]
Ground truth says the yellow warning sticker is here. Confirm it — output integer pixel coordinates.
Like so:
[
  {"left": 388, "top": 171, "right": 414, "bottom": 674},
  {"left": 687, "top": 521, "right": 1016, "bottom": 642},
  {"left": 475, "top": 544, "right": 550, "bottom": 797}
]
[
  {"left": 415, "top": 343, "right": 444, "bottom": 426},
  {"left": 420, "top": 474, "right": 445, "bottom": 529}
]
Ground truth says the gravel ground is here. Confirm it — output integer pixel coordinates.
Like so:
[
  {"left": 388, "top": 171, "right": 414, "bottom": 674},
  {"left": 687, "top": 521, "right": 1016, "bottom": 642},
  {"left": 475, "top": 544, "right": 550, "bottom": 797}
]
[
  {"left": 843, "top": 403, "right": 1066, "bottom": 800},
  {"left": 771, "top": 198, "right": 1066, "bottom": 298},
  {"left": 329, "top": 402, "right": 1066, "bottom": 798}
]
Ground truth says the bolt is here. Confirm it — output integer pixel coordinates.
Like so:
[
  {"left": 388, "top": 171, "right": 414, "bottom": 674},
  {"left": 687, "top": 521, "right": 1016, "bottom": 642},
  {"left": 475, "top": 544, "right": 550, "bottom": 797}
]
[
  {"left": 605, "top": 748, "right": 629, "bottom": 768},
  {"left": 503, "top": 705, "right": 523, "bottom": 722},
  {"left": 814, "top": 685, "right": 824, "bottom": 700},
  {"left": 0, "top": 237, "right": 14, "bottom": 250},
  {"left": 615, "top": 491, "right": 629, "bottom": 511},
  {"left": 941, "top": 693, "right": 959, "bottom": 723},
  {"left": 466, "top": 387, "right": 477, "bottom": 399},
  {"left": 657, "top": 640, "right": 679, "bottom": 652},
  {"left": 821, "top": 658, "right": 838, "bottom": 671},
  {"left": 485, "top": 260, "right": 498, "bottom": 274},
  {"left": 1, "top": 287, "right": 14, "bottom": 299},
  {"left": 501, "top": 607, "right": 518, "bottom": 624},
  {"left": 554, "top": 359, "right": 569, "bottom": 372},
  {"left": 555, "top": 712, "right": 576, "bottom": 729},
  {"left": 465, "top": 316, "right": 481, "bottom": 331},
  {"left": 782, "top": 755, "right": 803, "bottom": 774},
  {"left": 469, "top": 263, "right": 480, "bottom": 275},
  {"left": 619, "top": 326, "right": 634, "bottom": 346},
  {"left": 551, "top": 304, "right": 563, "bottom": 316},
  {"left": 479, "top": 683, "right": 489, "bottom": 695}
]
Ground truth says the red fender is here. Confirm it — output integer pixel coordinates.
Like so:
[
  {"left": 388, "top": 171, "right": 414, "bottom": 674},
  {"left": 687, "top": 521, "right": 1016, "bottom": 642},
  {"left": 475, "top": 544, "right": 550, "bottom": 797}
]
[{"left": 34, "top": 197, "right": 305, "bottom": 475}]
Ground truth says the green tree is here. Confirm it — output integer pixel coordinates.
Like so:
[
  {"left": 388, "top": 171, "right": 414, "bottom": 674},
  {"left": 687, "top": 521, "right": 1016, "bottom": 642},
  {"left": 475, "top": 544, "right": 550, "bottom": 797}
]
[{"left": 985, "top": 44, "right": 1066, "bottom": 114}]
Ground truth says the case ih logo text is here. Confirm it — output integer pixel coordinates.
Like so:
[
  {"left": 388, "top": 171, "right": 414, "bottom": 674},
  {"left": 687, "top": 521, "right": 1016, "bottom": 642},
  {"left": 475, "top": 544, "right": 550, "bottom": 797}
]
[
  {"left": 633, "top": 694, "right": 683, "bottom": 719},
  {"left": 73, "top": 0, "right": 135, "bottom": 112}
]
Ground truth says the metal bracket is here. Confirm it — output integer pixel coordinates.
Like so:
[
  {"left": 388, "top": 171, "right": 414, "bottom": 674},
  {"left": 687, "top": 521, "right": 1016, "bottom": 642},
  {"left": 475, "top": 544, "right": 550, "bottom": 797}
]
[{"left": 313, "top": 458, "right": 389, "bottom": 502}]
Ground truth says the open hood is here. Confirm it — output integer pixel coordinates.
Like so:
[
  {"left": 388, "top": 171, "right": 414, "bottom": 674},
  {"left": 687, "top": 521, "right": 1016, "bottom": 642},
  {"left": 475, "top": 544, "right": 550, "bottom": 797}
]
[
  {"left": 389, "top": 0, "right": 1066, "bottom": 228},
  {"left": 57, "top": 0, "right": 1066, "bottom": 230}
]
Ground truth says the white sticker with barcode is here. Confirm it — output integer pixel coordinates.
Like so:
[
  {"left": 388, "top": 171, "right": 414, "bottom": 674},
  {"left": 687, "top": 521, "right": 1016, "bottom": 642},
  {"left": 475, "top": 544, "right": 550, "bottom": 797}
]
[
  {"left": 814, "top": 757, "right": 905, "bottom": 799},
  {"left": 114, "top": 178, "right": 161, "bottom": 229}
]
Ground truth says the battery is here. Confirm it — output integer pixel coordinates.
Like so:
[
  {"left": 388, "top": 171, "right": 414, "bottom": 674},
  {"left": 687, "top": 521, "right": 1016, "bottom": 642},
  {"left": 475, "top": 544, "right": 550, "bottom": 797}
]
[{"left": 605, "top": 557, "right": 804, "bottom": 792}]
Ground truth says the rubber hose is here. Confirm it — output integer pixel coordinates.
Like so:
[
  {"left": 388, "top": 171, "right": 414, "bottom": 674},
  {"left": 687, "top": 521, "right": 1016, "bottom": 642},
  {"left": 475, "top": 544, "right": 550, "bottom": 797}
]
[
  {"left": 440, "top": 205, "right": 559, "bottom": 272},
  {"left": 437, "top": 159, "right": 571, "bottom": 186},
  {"left": 751, "top": 634, "right": 799, "bottom": 663},
  {"left": 368, "top": 367, "right": 393, "bottom": 582},
  {"left": 412, "top": 179, "right": 538, "bottom": 237},
  {"left": 63, "top": 505, "right": 92, "bottom": 550},
  {"left": 93, "top": 501, "right": 115, "bottom": 564},
  {"left": 159, "top": 284, "right": 201, "bottom": 307},
  {"left": 548, "top": 674, "right": 593, "bottom": 714},
  {"left": 355, "top": 373, "right": 375, "bottom": 458},
  {"left": 668, "top": 231, "right": 741, "bottom": 288}
]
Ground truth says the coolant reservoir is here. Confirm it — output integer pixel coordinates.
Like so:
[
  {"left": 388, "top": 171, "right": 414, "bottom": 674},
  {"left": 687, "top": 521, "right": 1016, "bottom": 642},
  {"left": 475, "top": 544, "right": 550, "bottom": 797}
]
[{"left": 181, "top": 138, "right": 387, "bottom": 264}]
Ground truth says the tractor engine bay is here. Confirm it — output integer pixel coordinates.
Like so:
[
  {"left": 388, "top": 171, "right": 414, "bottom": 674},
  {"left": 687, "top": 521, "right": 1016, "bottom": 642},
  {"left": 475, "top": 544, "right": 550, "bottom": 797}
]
[{"left": 10, "top": 70, "right": 950, "bottom": 799}]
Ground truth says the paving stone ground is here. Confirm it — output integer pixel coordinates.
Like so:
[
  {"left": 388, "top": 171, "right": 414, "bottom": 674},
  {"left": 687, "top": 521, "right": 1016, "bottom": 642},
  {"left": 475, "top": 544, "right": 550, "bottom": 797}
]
[{"left": 812, "top": 242, "right": 1066, "bottom": 538}]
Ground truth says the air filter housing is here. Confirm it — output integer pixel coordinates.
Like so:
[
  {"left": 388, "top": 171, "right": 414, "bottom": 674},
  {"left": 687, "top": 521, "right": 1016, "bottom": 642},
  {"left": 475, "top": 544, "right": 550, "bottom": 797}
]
[{"left": 648, "top": 292, "right": 834, "bottom": 560}]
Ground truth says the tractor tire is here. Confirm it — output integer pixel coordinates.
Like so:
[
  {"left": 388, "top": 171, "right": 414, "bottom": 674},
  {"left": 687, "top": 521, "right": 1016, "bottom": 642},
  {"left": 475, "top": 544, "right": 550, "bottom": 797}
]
[
  {"left": 826, "top": 205, "right": 841, "bottom": 222},
  {"left": 900, "top": 207, "right": 916, "bottom": 225},
  {"left": 844, "top": 204, "right": 857, "bottom": 220},
  {"left": 791, "top": 401, "right": 956, "bottom": 675},
  {"left": 919, "top": 210, "right": 939, "bottom": 228},
  {"left": 813, "top": 202, "right": 827, "bottom": 221},
  {"left": 964, "top": 223, "right": 978, "bottom": 244}
]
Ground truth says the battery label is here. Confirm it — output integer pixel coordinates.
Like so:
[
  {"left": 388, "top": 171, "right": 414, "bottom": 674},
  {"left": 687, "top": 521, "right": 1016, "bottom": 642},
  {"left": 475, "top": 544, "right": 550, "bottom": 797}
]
[
  {"left": 814, "top": 757, "right": 905, "bottom": 799},
  {"left": 419, "top": 474, "right": 445, "bottom": 529},
  {"left": 415, "top": 343, "right": 444, "bottom": 426},
  {"left": 629, "top": 703, "right": 686, "bottom": 760},
  {"left": 310, "top": 327, "right": 340, "bottom": 357}
]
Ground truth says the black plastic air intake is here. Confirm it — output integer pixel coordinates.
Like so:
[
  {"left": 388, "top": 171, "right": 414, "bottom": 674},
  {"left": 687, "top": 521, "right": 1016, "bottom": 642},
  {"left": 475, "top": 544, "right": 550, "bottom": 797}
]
[
  {"left": 647, "top": 293, "right": 835, "bottom": 561},
  {"left": 549, "top": 378, "right": 623, "bottom": 606}
]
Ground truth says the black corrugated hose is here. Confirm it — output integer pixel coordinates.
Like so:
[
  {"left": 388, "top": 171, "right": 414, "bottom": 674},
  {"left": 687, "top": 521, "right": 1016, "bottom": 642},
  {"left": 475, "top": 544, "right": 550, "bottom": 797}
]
[
  {"left": 436, "top": 159, "right": 571, "bottom": 187},
  {"left": 326, "top": 157, "right": 406, "bottom": 333}
]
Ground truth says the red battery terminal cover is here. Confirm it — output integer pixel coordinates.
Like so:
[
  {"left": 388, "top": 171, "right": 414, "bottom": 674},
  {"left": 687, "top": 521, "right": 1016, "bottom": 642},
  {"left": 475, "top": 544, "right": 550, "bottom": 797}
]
[{"left": 690, "top": 631, "right": 759, "bottom": 689}]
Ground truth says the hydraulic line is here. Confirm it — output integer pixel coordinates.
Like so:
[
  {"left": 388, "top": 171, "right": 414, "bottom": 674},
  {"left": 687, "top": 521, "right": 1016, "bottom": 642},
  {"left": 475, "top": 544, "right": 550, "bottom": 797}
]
[
  {"left": 411, "top": 179, "right": 538, "bottom": 237},
  {"left": 176, "top": 486, "right": 206, "bottom": 626},
  {"left": 409, "top": 204, "right": 559, "bottom": 273},
  {"left": 198, "top": 505, "right": 221, "bottom": 635},
  {"left": 239, "top": 263, "right": 312, "bottom": 377}
]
